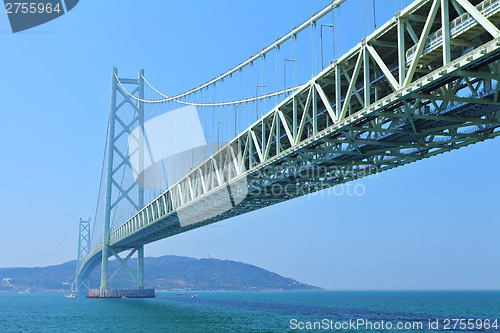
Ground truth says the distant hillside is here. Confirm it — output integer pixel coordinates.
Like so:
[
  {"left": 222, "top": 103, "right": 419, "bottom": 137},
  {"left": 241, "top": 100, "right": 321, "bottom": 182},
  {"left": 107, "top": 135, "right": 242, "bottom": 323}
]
[{"left": 0, "top": 256, "right": 321, "bottom": 292}]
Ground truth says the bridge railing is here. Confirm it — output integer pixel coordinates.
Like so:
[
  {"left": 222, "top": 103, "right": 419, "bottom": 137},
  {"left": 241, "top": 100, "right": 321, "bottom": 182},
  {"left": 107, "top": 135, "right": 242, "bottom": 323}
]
[
  {"left": 406, "top": 0, "right": 499, "bottom": 62},
  {"left": 80, "top": 0, "right": 500, "bottom": 278}
]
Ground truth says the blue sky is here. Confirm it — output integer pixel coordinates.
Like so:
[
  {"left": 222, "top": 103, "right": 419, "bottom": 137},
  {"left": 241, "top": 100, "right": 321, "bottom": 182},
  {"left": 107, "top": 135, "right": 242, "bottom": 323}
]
[{"left": 0, "top": 0, "right": 498, "bottom": 290}]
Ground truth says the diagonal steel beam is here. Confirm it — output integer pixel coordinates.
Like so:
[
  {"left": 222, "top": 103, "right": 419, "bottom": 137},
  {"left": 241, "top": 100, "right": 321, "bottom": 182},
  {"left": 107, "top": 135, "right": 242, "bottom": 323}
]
[
  {"left": 341, "top": 66, "right": 365, "bottom": 108},
  {"left": 314, "top": 83, "right": 337, "bottom": 122},
  {"left": 250, "top": 130, "right": 264, "bottom": 162},
  {"left": 295, "top": 88, "right": 312, "bottom": 145},
  {"left": 366, "top": 44, "right": 400, "bottom": 90},
  {"left": 454, "top": 0, "right": 500, "bottom": 38},
  {"left": 108, "top": 248, "right": 138, "bottom": 284},
  {"left": 340, "top": 52, "right": 363, "bottom": 120},
  {"left": 278, "top": 110, "right": 295, "bottom": 146},
  {"left": 264, "top": 115, "right": 277, "bottom": 160},
  {"left": 404, "top": 0, "right": 441, "bottom": 86}
]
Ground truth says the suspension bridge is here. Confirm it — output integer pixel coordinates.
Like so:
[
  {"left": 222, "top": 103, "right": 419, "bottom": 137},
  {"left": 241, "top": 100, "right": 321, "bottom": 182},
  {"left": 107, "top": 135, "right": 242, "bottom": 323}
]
[{"left": 75, "top": 0, "right": 500, "bottom": 296}]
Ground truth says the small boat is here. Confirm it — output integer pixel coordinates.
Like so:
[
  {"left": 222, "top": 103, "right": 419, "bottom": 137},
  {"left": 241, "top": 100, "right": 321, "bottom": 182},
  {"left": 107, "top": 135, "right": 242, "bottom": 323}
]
[
  {"left": 121, "top": 295, "right": 128, "bottom": 299},
  {"left": 191, "top": 294, "right": 199, "bottom": 298},
  {"left": 64, "top": 294, "right": 77, "bottom": 298},
  {"left": 176, "top": 293, "right": 183, "bottom": 296}
]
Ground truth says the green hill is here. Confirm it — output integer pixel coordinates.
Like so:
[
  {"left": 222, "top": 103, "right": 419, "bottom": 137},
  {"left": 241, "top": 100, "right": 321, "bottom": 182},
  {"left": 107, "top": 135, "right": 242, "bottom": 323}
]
[{"left": 0, "top": 256, "right": 321, "bottom": 292}]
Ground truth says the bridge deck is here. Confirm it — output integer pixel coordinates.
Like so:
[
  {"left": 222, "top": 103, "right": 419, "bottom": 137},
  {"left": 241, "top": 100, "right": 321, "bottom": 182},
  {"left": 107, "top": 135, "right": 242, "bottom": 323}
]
[{"left": 78, "top": 0, "right": 500, "bottom": 280}]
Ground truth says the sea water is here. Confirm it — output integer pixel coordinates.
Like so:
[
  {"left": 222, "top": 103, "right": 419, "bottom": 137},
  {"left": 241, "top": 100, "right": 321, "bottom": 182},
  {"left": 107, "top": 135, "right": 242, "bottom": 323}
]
[{"left": 0, "top": 291, "right": 498, "bottom": 332}]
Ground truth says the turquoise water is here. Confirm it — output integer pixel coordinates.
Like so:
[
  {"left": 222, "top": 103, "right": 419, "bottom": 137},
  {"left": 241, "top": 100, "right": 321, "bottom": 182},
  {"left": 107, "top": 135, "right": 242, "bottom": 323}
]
[{"left": 0, "top": 291, "right": 498, "bottom": 332}]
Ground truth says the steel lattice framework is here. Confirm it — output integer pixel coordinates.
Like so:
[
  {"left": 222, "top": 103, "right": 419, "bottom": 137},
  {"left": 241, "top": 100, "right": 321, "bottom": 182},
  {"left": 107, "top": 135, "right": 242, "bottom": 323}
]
[
  {"left": 77, "top": 0, "right": 500, "bottom": 285},
  {"left": 74, "top": 218, "right": 90, "bottom": 291}
]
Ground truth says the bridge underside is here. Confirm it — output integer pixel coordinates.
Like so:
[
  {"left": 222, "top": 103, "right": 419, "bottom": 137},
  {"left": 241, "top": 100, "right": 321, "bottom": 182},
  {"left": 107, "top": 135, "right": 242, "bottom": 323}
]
[
  {"left": 78, "top": 0, "right": 500, "bottom": 282},
  {"left": 80, "top": 45, "right": 500, "bottom": 281},
  {"left": 118, "top": 64, "right": 500, "bottom": 248}
]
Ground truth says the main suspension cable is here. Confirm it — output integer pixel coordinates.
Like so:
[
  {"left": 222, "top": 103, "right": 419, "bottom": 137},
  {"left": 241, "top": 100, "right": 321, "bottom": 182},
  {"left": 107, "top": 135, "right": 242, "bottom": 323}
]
[{"left": 115, "top": 72, "right": 300, "bottom": 106}]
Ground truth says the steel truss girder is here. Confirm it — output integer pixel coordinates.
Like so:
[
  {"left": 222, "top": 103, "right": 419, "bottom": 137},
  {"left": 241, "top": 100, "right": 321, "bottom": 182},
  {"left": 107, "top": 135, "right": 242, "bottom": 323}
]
[
  {"left": 108, "top": 39, "right": 499, "bottom": 249},
  {"left": 80, "top": 0, "right": 500, "bottom": 276}
]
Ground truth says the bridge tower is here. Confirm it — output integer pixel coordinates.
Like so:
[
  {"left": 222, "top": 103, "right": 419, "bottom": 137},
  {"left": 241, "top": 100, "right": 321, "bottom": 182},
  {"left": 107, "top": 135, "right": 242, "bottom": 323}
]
[
  {"left": 100, "top": 67, "right": 146, "bottom": 291},
  {"left": 74, "top": 218, "right": 90, "bottom": 292}
]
